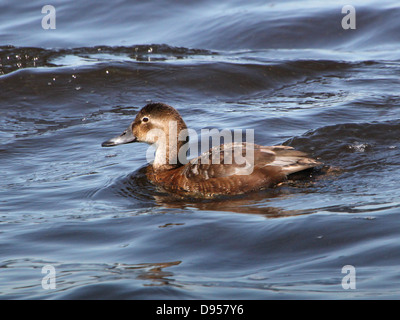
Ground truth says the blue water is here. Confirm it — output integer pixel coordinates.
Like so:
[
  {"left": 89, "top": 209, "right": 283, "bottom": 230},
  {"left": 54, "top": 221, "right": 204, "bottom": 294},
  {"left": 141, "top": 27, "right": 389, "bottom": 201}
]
[{"left": 1, "top": 0, "right": 400, "bottom": 299}]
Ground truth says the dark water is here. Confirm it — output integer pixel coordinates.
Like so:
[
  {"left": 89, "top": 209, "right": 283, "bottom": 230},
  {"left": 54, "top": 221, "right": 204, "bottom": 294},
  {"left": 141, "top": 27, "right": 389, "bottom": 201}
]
[{"left": 1, "top": 0, "right": 400, "bottom": 299}]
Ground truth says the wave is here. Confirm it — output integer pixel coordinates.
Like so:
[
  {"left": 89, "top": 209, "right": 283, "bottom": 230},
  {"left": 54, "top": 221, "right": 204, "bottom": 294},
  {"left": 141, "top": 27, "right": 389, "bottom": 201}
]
[
  {"left": 0, "top": 45, "right": 364, "bottom": 99},
  {"left": 286, "top": 119, "right": 400, "bottom": 171},
  {"left": 1, "top": 0, "right": 400, "bottom": 52}
]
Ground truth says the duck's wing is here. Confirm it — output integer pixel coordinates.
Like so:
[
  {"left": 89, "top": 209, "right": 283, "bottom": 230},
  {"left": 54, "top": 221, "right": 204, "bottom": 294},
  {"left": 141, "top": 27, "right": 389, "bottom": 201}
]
[
  {"left": 182, "top": 143, "right": 321, "bottom": 180},
  {"left": 182, "top": 142, "right": 263, "bottom": 179}
]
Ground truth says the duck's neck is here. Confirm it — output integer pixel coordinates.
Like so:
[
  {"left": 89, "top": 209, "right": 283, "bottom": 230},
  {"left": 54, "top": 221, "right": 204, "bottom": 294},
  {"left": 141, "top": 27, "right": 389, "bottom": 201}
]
[{"left": 152, "top": 124, "right": 189, "bottom": 172}]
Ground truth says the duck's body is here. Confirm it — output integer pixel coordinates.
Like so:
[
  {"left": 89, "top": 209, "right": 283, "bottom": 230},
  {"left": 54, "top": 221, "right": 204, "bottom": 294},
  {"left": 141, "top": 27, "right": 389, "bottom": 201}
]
[{"left": 102, "top": 103, "right": 321, "bottom": 198}]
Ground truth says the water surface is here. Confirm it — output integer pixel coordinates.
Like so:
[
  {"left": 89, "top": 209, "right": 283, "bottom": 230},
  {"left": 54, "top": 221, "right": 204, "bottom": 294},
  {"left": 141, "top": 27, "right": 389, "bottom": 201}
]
[{"left": 1, "top": 0, "right": 400, "bottom": 299}]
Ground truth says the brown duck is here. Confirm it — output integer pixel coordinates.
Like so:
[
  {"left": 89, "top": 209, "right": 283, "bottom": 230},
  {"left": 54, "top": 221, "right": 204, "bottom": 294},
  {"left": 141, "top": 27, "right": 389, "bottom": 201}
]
[{"left": 102, "top": 103, "right": 321, "bottom": 198}]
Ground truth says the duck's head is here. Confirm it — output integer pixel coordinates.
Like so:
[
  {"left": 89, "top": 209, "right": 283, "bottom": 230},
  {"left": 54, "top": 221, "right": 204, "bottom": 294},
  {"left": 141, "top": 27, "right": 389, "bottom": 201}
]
[
  {"left": 102, "top": 103, "right": 188, "bottom": 147},
  {"left": 102, "top": 103, "right": 189, "bottom": 169}
]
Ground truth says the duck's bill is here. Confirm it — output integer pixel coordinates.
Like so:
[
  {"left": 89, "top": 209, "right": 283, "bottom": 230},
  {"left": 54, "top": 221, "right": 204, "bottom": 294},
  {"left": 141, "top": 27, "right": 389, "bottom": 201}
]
[{"left": 102, "top": 127, "right": 137, "bottom": 147}]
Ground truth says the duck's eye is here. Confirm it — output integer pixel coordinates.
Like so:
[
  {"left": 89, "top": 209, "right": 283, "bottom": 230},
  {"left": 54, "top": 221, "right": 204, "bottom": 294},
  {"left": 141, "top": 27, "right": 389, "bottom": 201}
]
[{"left": 142, "top": 117, "right": 149, "bottom": 123}]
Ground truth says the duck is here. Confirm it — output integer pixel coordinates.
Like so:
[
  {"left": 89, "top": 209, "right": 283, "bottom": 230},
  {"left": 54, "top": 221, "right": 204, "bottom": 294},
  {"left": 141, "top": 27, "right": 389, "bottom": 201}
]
[{"left": 102, "top": 102, "right": 321, "bottom": 198}]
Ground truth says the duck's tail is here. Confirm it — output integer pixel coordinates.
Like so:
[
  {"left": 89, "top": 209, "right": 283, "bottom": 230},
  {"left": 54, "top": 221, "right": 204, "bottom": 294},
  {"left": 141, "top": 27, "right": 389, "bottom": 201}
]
[{"left": 263, "top": 145, "right": 322, "bottom": 175}]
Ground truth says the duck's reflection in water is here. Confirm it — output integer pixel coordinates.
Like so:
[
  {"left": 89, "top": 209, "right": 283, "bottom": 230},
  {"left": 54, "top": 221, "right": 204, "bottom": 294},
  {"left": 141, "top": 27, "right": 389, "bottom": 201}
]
[
  {"left": 153, "top": 189, "right": 306, "bottom": 217},
  {"left": 126, "top": 261, "right": 182, "bottom": 287}
]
